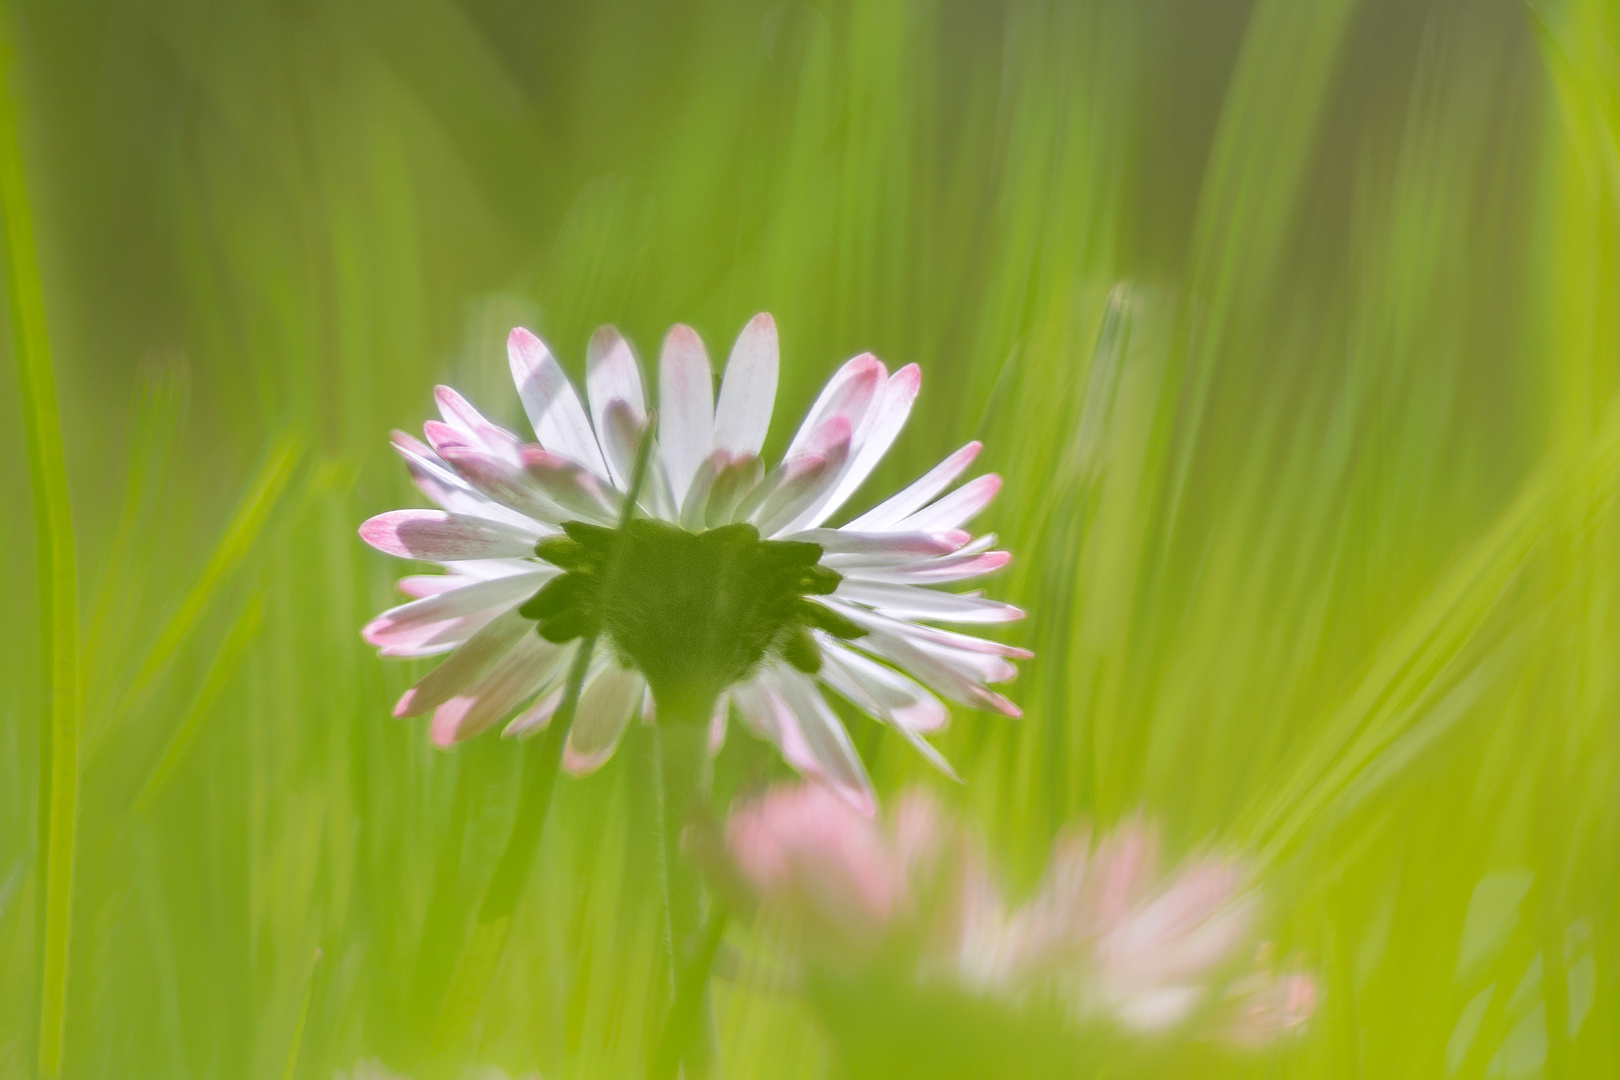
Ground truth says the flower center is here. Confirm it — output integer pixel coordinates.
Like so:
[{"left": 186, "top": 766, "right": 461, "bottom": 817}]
[{"left": 521, "top": 519, "right": 866, "bottom": 720}]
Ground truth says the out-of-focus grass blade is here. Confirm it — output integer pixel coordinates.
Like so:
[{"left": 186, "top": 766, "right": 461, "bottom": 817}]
[
  {"left": 280, "top": 948, "right": 323, "bottom": 1080},
  {"left": 1530, "top": 0, "right": 1620, "bottom": 214},
  {"left": 1162, "top": 0, "right": 1358, "bottom": 527},
  {"left": 1239, "top": 399, "right": 1620, "bottom": 864},
  {"left": 129, "top": 583, "right": 268, "bottom": 819},
  {"left": 88, "top": 432, "right": 301, "bottom": 758},
  {"left": 0, "top": 13, "right": 80, "bottom": 1078},
  {"left": 84, "top": 365, "right": 185, "bottom": 692}
]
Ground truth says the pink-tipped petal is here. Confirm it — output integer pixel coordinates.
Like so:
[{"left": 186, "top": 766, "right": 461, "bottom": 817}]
[
  {"left": 708, "top": 696, "right": 730, "bottom": 756},
  {"left": 839, "top": 549, "right": 1012, "bottom": 585},
  {"left": 833, "top": 580, "right": 1024, "bottom": 624},
  {"left": 814, "top": 644, "right": 959, "bottom": 780},
  {"left": 359, "top": 510, "right": 540, "bottom": 561},
  {"left": 392, "top": 609, "right": 531, "bottom": 717},
  {"left": 438, "top": 445, "right": 565, "bottom": 526},
  {"left": 679, "top": 451, "right": 723, "bottom": 530},
  {"left": 503, "top": 684, "right": 566, "bottom": 738},
  {"left": 769, "top": 667, "right": 877, "bottom": 816},
  {"left": 714, "top": 313, "right": 778, "bottom": 456},
  {"left": 845, "top": 441, "right": 982, "bottom": 531},
  {"left": 362, "top": 571, "right": 546, "bottom": 650},
  {"left": 817, "top": 640, "right": 950, "bottom": 732},
  {"left": 585, "top": 326, "right": 646, "bottom": 487},
  {"left": 895, "top": 474, "right": 1003, "bottom": 533},
  {"left": 563, "top": 662, "right": 644, "bottom": 775},
  {"left": 658, "top": 323, "right": 715, "bottom": 506},
  {"left": 794, "top": 363, "right": 921, "bottom": 531},
  {"left": 433, "top": 385, "right": 496, "bottom": 439},
  {"left": 784, "top": 353, "right": 886, "bottom": 459},
  {"left": 705, "top": 453, "right": 765, "bottom": 527},
  {"left": 751, "top": 416, "right": 852, "bottom": 535},
  {"left": 520, "top": 447, "right": 622, "bottom": 524},
  {"left": 783, "top": 529, "right": 965, "bottom": 559},
  {"left": 397, "top": 574, "right": 463, "bottom": 599},
  {"left": 391, "top": 431, "right": 534, "bottom": 527},
  {"left": 507, "top": 327, "right": 611, "bottom": 480},
  {"left": 430, "top": 634, "right": 568, "bottom": 746}
]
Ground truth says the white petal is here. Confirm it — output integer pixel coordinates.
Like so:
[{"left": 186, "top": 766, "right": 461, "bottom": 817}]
[
  {"left": 391, "top": 431, "right": 539, "bottom": 530},
  {"left": 359, "top": 510, "right": 541, "bottom": 561},
  {"left": 657, "top": 324, "right": 715, "bottom": 507},
  {"left": 752, "top": 455, "right": 838, "bottom": 537},
  {"left": 679, "top": 451, "right": 722, "bottom": 530},
  {"left": 708, "top": 695, "right": 729, "bottom": 756},
  {"left": 503, "top": 685, "right": 563, "bottom": 738},
  {"left": 893, "top": 474, "right": 1002, "bottom": 533},
  {"left": 598, "top": 398, "right": 647, "bottom": 495},
  {"left": 769, "top": 667, "right": 876, "bottom": 814},
  {"left": 429, "top": 557, "right": 546, "bottom": 581},
  {"left": 432, "top": 387, "right": 522, "bottom": 460},
  {"left": 424, "top": 414, "right": 525, "bottom": 469},
  {"left": 585, "top": 326, "right": 647, "bottom": 488},
  {"left": 393, "top": 608, "right": 532, "bottom": 717},
  {"left": 520, "top": 447, "right": 623, "bottom": 525},
  {"left": 791, "top": 363, "right": 920, "bottom": 530},
  {"left": 431, "top": 633, "right": 569, "bottom": 746},
  {"left": 817, "top": 641, "right": 950, "bottom": 732},
  {"left": 827, "top": 605, "right": 1022, "bottom": 716},
  {"left": 751, "top": 417, "right": 851, "bottom": 536},
  {"left": 833, "top": 580, "right": 1024, "bottom": 624},
  {"left": 372, "top": 613, "right": 499, "bottom": 658},
  {"left": 363, "top": 571, "right": 548, "bottom": 650},
  {"left": 784, "top": 528, "right": 966, "bottom": 559},
  {"left": 845, "top": 441, "right": 982, "bottom": 531},
  {"left": 397, "top": 574, "right": 466, "bottom": 598},
  {"left": 828, "top": 600, "right": 1032, "bottom": 660},
  {"left": 713, "top": 313, "right": 778, "bottom": 456},
  {"left": 783, "top": 353, "right": 885, "bottom": 459},
  {"left": 564, "top": 661, "right": 645, "bottom": 775},
  {"left": 438, "top": 445, "right": 567, "bottom": 526},
  {"left": 838, "top": 548, "right": 1012, "bottom": 585},
  {"left": 507, "top": 327, "right": 611, "bottom": 480},
  {"left": 705, "top": 453, "right": 765, "bottom": 527}
]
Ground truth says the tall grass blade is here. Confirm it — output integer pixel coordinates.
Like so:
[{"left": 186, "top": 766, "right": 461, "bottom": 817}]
[
  {"left": 88, "top": 432, "right": 300, "bottom": 758},
  {"left": 0, "top": 13, "right": 79, "bottom": 1078}
]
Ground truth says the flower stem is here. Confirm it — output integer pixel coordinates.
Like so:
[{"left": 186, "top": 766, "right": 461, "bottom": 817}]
[
  {"left": 0, "top": 24, "right": 80, "bottom": 1080},
  {"left": 429, "top": 633, "right": 596, "bottom": 1052},
  {"left": 651, "top": 711, "right": 720, "bottom": 1079},
  {"left": 431, "top": 419, "right": 660, "bottom": 1054},
  {"left": 650, "top": 908, "right": 729, "bottom": 1080}
]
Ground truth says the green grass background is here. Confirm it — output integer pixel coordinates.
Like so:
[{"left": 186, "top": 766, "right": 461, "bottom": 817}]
[{"left": 1, "top": 0, "right": 1617, "bottom": 1076}]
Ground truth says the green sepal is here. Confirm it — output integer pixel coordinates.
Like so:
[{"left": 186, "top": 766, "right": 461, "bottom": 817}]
[
  {"left": 521, "top": 573, "right": 596, "bottom": 621},
  {"left": 538, "top": 606, "right": 599, "bottom": 644},
  {"left": 695, "top": 521, "right": 760, "bottom": 550},
  {"left": 796, "top": 564, "right": 843, "bottom": 596},
  {"left": 796, "top": 598, "right": 867, "bottom": 640},
  {"left": 562, "top": 520, "right": 616, "bottom": 548},
  {"left": 780, "top": 626, "right": 823, "bottom": 674},
  {"left": 534, "top": 534, "right": 598, "bottom": 572}
]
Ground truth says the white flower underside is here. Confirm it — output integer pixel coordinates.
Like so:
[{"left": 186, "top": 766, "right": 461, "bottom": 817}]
[{"left": 360, "top": 314, "right": 1028, "bottom": 811}]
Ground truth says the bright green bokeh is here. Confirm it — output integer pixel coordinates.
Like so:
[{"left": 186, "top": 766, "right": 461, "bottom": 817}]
[{"left": 1, "top": 0, "right": 1617, "bottom": 1076}]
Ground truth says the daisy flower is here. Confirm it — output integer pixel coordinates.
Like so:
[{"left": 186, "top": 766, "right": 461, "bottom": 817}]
[{"left": 360, "top": 314, "right": 1026, "bottom": 809}]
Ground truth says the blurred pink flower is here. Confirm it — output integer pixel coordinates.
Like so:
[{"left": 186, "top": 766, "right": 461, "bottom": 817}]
[{"left": 710, "top": 783, "right": 1316, "bottom": 1045}]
